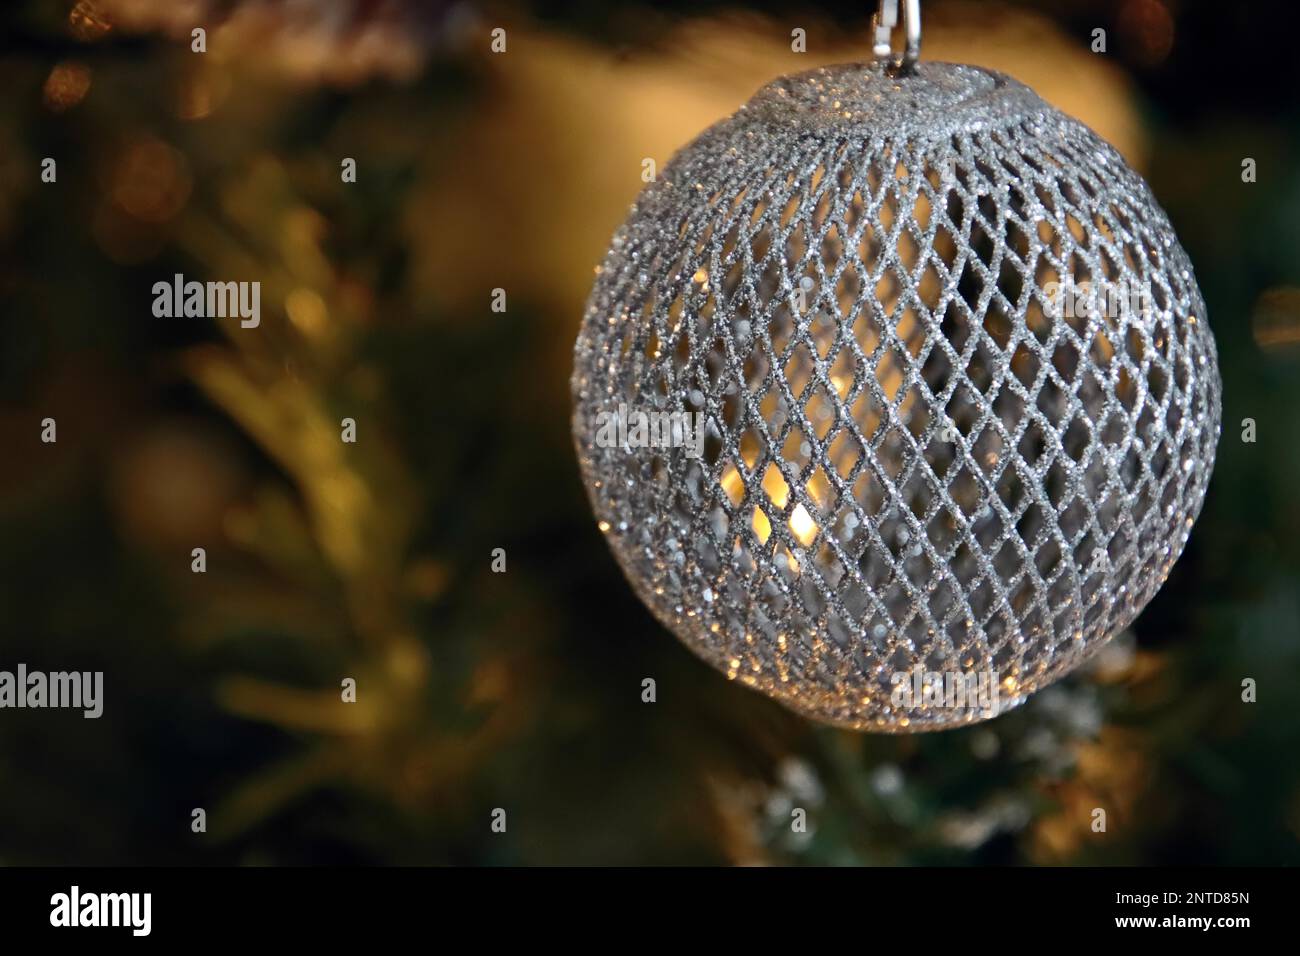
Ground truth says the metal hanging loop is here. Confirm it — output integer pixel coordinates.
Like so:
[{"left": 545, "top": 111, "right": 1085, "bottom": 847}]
[{"left": 872, "top": 0, "right": 921, "bottom": 76}]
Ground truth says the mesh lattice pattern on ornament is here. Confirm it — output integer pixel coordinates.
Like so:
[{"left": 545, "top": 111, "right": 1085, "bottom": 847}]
[{"left": 572, "top": 63, "right": 1221, "bottom": 730}]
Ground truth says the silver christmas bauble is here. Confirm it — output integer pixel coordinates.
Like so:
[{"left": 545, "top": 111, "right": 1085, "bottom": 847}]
[{"left": 571, "top": 58, "right": 1220, "bottom": 731}]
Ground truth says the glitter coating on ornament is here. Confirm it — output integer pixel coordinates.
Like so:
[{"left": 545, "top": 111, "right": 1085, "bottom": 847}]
[{"left": 571, "top": 61, "right": 1221, "bottom": 731}]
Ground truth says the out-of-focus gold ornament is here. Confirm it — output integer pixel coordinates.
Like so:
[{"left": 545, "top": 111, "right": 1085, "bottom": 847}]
[{"left": 42, "top": 62, "right": 93, "bottom": 112}]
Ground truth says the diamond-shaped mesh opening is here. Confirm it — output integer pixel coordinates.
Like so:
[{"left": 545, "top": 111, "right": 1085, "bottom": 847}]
[{"left": 573, "top": 63, "right": 1221, "bottom": 730}]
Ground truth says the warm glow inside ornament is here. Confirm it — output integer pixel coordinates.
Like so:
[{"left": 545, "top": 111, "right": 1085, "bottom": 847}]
[{"left": 571, "top": 0, "right": 1221, "bottom": 731}]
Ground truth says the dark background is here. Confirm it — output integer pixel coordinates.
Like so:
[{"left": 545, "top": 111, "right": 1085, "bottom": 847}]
[{"left": 0, "top": 0, "right": 1297, "bottom": 865}]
